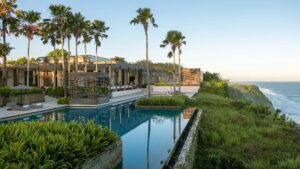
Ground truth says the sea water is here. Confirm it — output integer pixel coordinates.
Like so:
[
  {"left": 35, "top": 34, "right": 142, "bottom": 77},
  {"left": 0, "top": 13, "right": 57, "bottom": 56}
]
[{"left": 242, "top": 82, "right": 300, "bottom": 124}]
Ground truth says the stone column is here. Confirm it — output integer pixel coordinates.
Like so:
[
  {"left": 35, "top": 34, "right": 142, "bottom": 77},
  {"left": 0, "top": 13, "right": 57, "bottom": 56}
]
[
  {"left": 118, "top": 69, "right": 122, "bottom": 86},
  {"left": 135, "top": 70, "right": 139, "bottom": 87},
  {"left": 124, "top": 69, "right": 128, "bottom": 86},
  {"left": 109, "top": 66, "right": 113, "bottom": 86}
]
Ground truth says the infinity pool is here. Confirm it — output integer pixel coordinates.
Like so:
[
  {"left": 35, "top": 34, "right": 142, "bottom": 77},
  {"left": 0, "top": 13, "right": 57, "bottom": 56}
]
[{"left": 3, "top": 101, "right": 194, "bottom": 169}]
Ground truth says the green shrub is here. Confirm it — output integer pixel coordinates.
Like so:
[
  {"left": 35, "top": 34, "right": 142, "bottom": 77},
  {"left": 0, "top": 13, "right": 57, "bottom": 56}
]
[
  {"left": 45, "top": 87, "right": 64, "bottom": 97},
  {"left": 0, "top": 121, "right": 118, "bottom": 169},
  {"left": 57, "top": 97, "right": 69, "bottom": 104},
  {"left": 154, "top": 81, "right": 172, "bottom": 86},
  {"left": 136, "top": 96, "right": 186, "bottom": 107},
  {"left": 0, "top": 87, "right": 11, "bottom": 97},
  {"left": 0, "top": 87, "right": 42, "bottom": 96},
  {"left": 200, "top": 81, "right": 228, "bottom": 97}
]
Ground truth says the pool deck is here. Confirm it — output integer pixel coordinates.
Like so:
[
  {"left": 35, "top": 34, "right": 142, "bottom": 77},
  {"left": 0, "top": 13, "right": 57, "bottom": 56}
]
[
  {"left": 0, "top": 92, "right": 196, "bottom": 121},
  {"left": 0, "top": 94, "right": 147, "bottom": 121}
]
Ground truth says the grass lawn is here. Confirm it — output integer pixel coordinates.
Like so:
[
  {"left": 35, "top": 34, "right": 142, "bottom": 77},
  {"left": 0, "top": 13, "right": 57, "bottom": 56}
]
[{"left": 191, "top": 84, "right": 300, "bottom": 169}]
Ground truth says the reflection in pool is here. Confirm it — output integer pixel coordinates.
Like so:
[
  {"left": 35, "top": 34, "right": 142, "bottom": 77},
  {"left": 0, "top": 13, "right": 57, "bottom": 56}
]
[{"left": 4, "top": 101, "right": 193, "bottom": 169}]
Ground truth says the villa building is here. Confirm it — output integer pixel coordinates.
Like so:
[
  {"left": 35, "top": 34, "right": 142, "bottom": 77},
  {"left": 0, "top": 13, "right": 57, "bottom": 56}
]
[{"left": 0, "top": 55, "right": 202, "bottom": 89}]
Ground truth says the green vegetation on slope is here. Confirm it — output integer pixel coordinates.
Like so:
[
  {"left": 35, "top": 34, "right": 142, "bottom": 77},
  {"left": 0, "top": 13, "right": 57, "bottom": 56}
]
[
  {"left": 228, "top": 83, "right": 273, "bottom": 108},
  {"left": 192, "top": 82, "right": 300, "bottom": 169},
  {"left": 0, "top": 121, "right": 117, "bottom": 169}
]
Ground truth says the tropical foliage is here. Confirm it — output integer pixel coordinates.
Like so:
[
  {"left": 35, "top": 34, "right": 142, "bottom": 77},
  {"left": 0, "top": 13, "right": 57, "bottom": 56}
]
[
  {"left": 7, "top": 57, "right": 36, "bottom": 65},
  {"left": 111, "top": 56, "right": 125, "bottom": 62},
  {"left": 130, "top": 8, "right": 158, "bottom": 97},
  {"left": 0, "top": 121, "right": 118, "bottom": 168},
  {"left": 57, "top": 96, "right": 69, "bottom": 104},
  {"left": 203, "top": 71, "right": 222, "bottom": 81},
  {"left": 0, "top": 0, "right": 20, "bottom": 85}
]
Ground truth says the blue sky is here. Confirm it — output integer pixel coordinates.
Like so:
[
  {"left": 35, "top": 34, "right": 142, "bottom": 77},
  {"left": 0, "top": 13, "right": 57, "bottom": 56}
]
[{"left": 4, "top": 0, "right": 300, "bottom": 81}]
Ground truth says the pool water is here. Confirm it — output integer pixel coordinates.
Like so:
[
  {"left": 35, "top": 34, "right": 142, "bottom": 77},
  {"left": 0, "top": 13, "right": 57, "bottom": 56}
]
[{"left": 3, "top": 101, "right": 193, "bottom": 169}]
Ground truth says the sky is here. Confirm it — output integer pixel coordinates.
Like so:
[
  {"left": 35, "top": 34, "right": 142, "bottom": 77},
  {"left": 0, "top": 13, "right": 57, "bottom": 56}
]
[{"left": 3, "top": 0, "right": 300, "bottom": 81}]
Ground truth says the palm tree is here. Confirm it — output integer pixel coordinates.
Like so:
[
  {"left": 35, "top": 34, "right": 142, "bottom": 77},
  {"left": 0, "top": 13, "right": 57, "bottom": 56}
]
[
  {"left": 0, "top": 42, "right": 13, "bottom": 85},
  {"left": 160, "top": 30, "right": 178, "bottom": 93},
  {"left": 19, "top": 10, "right": 41, "bottom": 86},
  {"left": 71, "top": 12, "right": 85, "bottom": 72},
  {"left": 0, "top": 0, "right": 19, "bottom": 86},
  {"left": 175, "top": 32, "right": 186, "bottom": 93},
  {"left": 49, "top": 4, "right": 72, "bottom": 97},
  {"left": 39, "top": 19, "right": 61, "bottom": 50},
  {"left": 82, "top": 20, "right": 92, "bottom": 72},
  {"left": 130, "top": 8, "right": 158, "bottom": 97},
  {"left": 82, "top": 20, "right": 92, "bottom": 56},
  {"left": 90, "top": 20, "right": 109, "bottom": 72}
]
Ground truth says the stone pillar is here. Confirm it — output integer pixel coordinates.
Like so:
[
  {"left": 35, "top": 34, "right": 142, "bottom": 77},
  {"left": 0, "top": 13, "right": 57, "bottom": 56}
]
[
  {"left": 109, "top": 66, "right": 114, "bottom": 86},
  {"left": 118, "top": 69, "right": 122, "bottom": 86},
  {"left": 135, "top": 70, "right": 139, "bottom": 87},
  {"left": 33, "top": 70, "right": 36, "bottom": 86},
  {"left": 124, "top": 69, "right": 128, "bottom": 86}
]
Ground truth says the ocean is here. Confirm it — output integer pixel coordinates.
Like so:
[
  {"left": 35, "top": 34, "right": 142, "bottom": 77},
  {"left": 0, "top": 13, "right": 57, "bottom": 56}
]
[{"left": 241, "top": 82, "right": 300, "bottom": 124}]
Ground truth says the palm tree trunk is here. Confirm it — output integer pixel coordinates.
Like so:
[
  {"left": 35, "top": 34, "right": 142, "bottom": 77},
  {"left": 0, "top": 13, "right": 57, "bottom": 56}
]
[
  {"left": 27, "top": 38, "right": 30, "bottom": 86},
  {"left": 61, "top": 35, "right": 67, "bottom": 97},
  {"left": 95, "top": 45, "right": 98, "bottom": 72},
  {"left": 84, "top": 42, "right": 87, "bottom": 72},
  {"left": 75, "top": 37, "right": 78, "bottom": 72},
  {"left": 178, "top": 48, "right": 181, "bottom": 93},
  {"left": 2, "top": 19, "right": 7, "bottom": 86},
  {"left": 145, "top": 29, "right": 151, "bottom": 97},
  {"left": 172, "top": 50, "right": 176, "bottom": 94},
  {"left": 68, "top": 37, "right": 71, "bottom": 73}
]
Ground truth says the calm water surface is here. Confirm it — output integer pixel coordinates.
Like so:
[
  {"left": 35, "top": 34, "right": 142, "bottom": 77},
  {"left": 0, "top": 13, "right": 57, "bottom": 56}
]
[{"left": 3, "top": 101, "right": 193, "bottom": 169}]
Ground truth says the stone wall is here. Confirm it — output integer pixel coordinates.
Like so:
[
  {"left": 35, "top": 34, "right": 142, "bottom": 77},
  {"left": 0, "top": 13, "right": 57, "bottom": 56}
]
[
  {"left": 181, "top": 68, "right": 201, "bottom": 86},
  {"left": 79, "top": 139, "right": 122, "bottom": 169}
]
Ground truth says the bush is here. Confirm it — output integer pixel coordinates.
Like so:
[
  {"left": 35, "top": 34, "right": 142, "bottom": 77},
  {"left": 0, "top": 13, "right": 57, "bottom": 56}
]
[
  {"left": 200, "top": 81, "right": 228, "bottom": 97},
  {"left": 0, "top": 121, "right": 118, "bottom": 169},
  {"left": 45, "top": 87, "right": 64, "bottom": 97},
  {"left": 154, "top": 81, "right": 172, "bottom": 86},
  {"left": 0, "top": 87, "right": 42, "bottom": 96},
  {"left": 0, "top": 87, "right": 11, "bottom": 97},
  {"left": 136, "top": 96, "right": 186, "bottom": 107},
  {"left": 10, "top": 87, "right": 42, "bottom": 95},
  {"left": 57, "top": 97, "right": 69, "bottom": 104}
]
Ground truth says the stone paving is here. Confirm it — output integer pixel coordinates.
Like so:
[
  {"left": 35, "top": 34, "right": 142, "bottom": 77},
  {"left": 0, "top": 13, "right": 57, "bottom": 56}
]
[
  {"left": 0, "top": 96, "right": 67, "bottom": 121},
  {"left": 0, "top": 94, "right": 148, "bottom": 121}
]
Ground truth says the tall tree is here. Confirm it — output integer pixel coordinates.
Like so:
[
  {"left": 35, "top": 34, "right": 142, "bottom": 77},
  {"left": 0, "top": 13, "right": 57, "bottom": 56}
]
[
  {"left": 82, "top": 20, "right": 92, "bottom": 56},
  {"left": 91, "top": 20, "right": 109, "bottom": 72},
  {"left": 49, "top": 4, "right": 72, "bottom": 97},
  {"left": 130, "top": 8, "right": 158, "bottom": 97},
  {"left": 71, "top": 12, "right": 85, "bottom": 72},
  {"left": 174, "top": 32, "right": 186, "bottom": 93},
  {"left": 0, "top": 43, "right": 13, "bottom": 85},
  {"left": 19, "top": 10, "right": 41, "bottom": 86},
  {"left": 39, "top": 19, "right": 61, "bottom": 50},
  {"left": 0, "top": 0, "right": 19, "bottom": 86},
  {"left": 160, "top": 30, "right": 178, "bottom": 93}
]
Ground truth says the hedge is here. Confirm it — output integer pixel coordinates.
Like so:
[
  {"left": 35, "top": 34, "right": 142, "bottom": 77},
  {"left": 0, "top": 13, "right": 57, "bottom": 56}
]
[
  {"left": 0, "top": 87, "right": 42, "bottom": 96},
  {"left": 136, "top": 95, "right": 189, "bottom": 107},
  {"left": 0, "top": 121, "right": 118, "bottom": 169}
]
